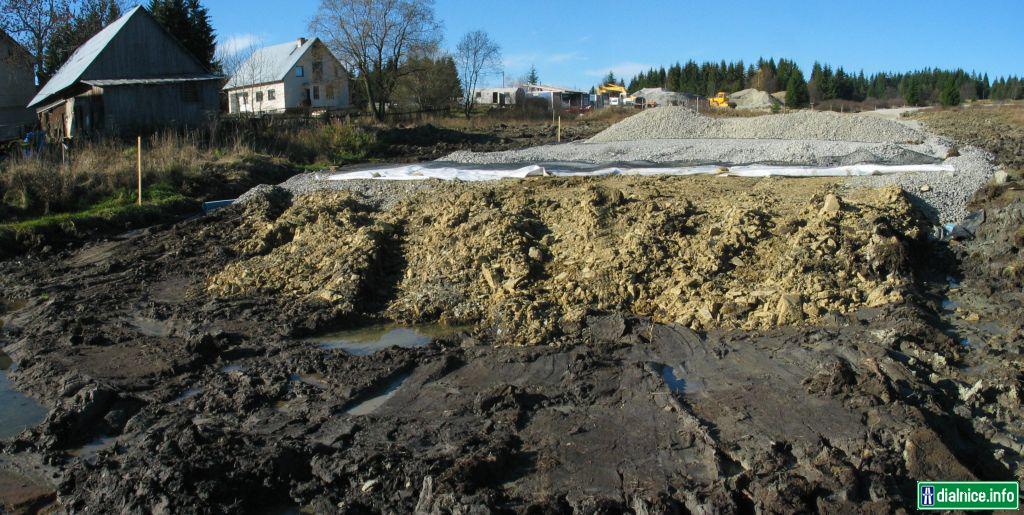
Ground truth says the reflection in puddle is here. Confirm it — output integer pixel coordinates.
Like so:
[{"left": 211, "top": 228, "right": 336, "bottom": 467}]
[
  {"left": 310, "top": 324, "right": 467, "bottom": 355},
  {"left": 70, "top": 435, "right": 117, "bottom": 463},
  {"left": 290, "top": 373, "right": 327, "bottom": 389},
  {"left": 946, "top": 276, "right": 961, "bottom": 289},
  {"left": 173, "top": 387, "right": 203, "bottom": 402},
  {"left": 345, "top": 372, "right": 411, "bottom": 416},
  {"left": 222, "top": 364, "right": 243, "bottom": 373},
  {"left": 0, "top": 351, "right": 48, "bottom": 439},
  {"left": 941, "top": 298, "right": 959, "bottom": 312},
  {"left": 661, "top": 364, "right": 701, "bottom": 395}
]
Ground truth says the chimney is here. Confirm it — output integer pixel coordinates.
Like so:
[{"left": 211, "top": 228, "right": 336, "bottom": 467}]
[{"left": 297, "top": 38, "right": 307, "bottom": 49}]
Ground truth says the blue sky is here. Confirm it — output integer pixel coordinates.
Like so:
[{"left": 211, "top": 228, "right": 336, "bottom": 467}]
[{"left": 206, "top": 0, "right": 1023, "bottom": 89}]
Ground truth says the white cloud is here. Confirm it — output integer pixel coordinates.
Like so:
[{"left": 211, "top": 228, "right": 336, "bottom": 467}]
[
  {"left": 585, "top": 61, "right": 653, "bottom": 79},
  {"left": 217, "top": 33, "right": 263, "bottom": 57}
]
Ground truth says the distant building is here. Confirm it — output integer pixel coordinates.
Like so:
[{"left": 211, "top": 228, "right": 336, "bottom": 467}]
[
  {"left": 223, "top": 38, "right": 349, "bottom": 114},
  {"left": 0, "top": 30, "right": 37, "bottom": 141},
  {"left": 523, "top": 84, "right": 589, "bottom": 110},
  {"left": 474, "top": 87, "right": 525, "bottom": 106},
  {"left": 28, "top": 6, "right": 222, "bottom": 139}
]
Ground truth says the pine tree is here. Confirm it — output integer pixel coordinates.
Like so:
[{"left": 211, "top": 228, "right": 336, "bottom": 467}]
[
  {"left": 785, "top": 70, "right": 809, "bottom": 108},
  {"left": 602, "top": 71, "right": 616, "bottom": 85},
  {"left": 149, "top": 0, "right": 217, "bottom": 70},
  {"left": 42, "top": 0, "right": 122, "bottom": 79},
  {"left": 526, "top": 65, "right": 539, "bottom": 85},
  {"left": 939, "top": 80, "right": 961, "bottom": 107}
]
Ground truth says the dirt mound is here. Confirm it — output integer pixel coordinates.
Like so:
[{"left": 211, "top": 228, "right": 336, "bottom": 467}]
[
  {"left": 208, "top": 177, "right": 925, "bottom": 343},
  {"left": 590, "top": 106, "right": 925, "bottom": 143}
]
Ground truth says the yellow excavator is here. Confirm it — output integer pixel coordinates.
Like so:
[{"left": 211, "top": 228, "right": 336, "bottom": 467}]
[
  {"left": 709, "top": 91, "right": 733, "bottom": 108},
  {"left": 597, "top": 83, "right": 633, "bottom": 106}
]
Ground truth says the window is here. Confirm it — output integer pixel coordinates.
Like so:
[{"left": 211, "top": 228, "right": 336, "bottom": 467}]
[
  {"left": 312, "top": 86, "right": 320, "bottom": 100},
  {"left": 295, "top": 66, "right": 304, "bottom": 77},
  {"left": 268, "top": 89, "right": 276, "bottom": 101},
  {"left": 255, "top": 91, "right": 263, "bottom": 102},
  {"left": 326, "top": 85, "right": 335, "bottom": 100},
  {"left": 476, "top": 92, "right": 482, "bottom": 98},
  {"left": 312, "top": 60, "right": 323, "bottom": 80}
]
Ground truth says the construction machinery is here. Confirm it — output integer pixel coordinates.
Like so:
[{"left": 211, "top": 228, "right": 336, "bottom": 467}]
[{"left": 709, "top": 91, "right": 734, "bottom": 108}]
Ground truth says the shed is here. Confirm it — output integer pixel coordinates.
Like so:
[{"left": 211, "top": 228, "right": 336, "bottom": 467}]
[
  {"left": 1, "top": 30, "right": 36, "bottom": 141},
  {"left": 28, "top": 6, "right": 223, "bottom": 139}
]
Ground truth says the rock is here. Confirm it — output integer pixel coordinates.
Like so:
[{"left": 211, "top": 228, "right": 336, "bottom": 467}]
[
  {"left": 919, "top": 184, "right": 931, "bottom": 193},
  {"left": 819, "top": 194, "right": 841, "bottom": 217},
  {"left": 993, "top": 170, "right": 1009, "bottom": 184},
  {"left": 776, "top": 294, "right": 804, "bottom": 324},
  {"left": 587, "top": 313, "right": 626, "bottom": 343},
  {"left": 361, "top": 479, "right": 379, "bottom": 493},
  {"left": 527, "top": 247, "right": 544, "bottom": 262}
]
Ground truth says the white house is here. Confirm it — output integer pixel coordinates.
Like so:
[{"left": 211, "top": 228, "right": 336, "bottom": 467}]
[
  {"left": 474, "top": 87, "right": 524, "bottom": 106},
  {"left": 223, "top": 37, "right": 349, "bottom": 114}
]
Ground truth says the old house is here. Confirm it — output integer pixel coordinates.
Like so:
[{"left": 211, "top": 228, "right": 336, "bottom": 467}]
[
  {"left": 0, "top": 30, "right": 36, "bottom": 141},
  {"left": 223, "top": 38, "right": 349, "bottom": 114},
  {"left": 28, "top": 6, "right": 222, "bottom": 139}
]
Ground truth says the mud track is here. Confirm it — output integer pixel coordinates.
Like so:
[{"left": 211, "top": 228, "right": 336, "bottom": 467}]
[{"left": 0, "top": 175, "right": 1022, "bottom": 513}]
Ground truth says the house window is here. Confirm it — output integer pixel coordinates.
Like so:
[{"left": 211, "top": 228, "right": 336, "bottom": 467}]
[
  {"left": 255, "top": 91, "right": 263, "bottom": 102},
  {"left": 181, "top": 83, "right": 200, "bottom": 103},
  {"left": 476, "top": 92, "right": 482, "bottom": 98},
  {"left": 312, "top": 60, "right": 323, "bottom": 80},
  {"left": 326, "top": 85, "right": 335, "bottom": 100},
  {"left": 295, "top": 66, "right": 304, "bottom": 77},
  {"left": 268, "top": 89, "right": 276, "bottom": 101},
  {"left": 312, "top": 86, "right": 320, "bottom": 100}
]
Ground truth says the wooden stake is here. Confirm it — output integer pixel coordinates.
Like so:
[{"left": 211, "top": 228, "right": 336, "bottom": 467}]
[
  {"left": 557, "top": 116, "right": 561, "bottom": 143},
  {"left": 136, "top": 136, "right": 142, "bottom": 206}
]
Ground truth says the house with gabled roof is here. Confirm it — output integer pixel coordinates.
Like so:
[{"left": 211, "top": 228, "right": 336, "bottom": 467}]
[
  {"left": 1, "top": 30, "right": 37, "bottom": 141},
  {"left": 223, "top": 37, "right": 349, "bottom": 114},
  {"left": 28, "top": 5, "right": 223, "bottom": 139}
]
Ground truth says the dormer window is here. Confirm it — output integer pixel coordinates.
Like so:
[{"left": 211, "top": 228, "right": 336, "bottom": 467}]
[{"left": 295, "top": 66, "right": 304, "bottom": 77}]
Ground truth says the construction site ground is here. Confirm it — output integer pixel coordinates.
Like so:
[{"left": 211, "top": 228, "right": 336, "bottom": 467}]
[{"left": 0, "top": 105, "right": 1022, "bottom": 513}]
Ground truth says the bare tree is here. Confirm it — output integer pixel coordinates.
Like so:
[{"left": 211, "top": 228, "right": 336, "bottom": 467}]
[
  {"left": 217, "top": 37, "right": 276, "bottom": 115},
  {"left": 309, "top": 0, "right": 441, "bottom": 120},
  {"left": 0, "top": 0, "right": 72, "bottom": 85},
  {"left": 455, "top": 30, "right": 500, "bottom": 117}
]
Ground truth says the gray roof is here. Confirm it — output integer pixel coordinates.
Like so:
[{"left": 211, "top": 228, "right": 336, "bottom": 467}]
[
  {"left": 223, "top": 38, "right": 322, "bottom": 90},
  {"left": 28, "top": 6, "right": 141, "bottom": 107},
  {"left": 83, "top": 74, "right": 222, "bottom": 86}
]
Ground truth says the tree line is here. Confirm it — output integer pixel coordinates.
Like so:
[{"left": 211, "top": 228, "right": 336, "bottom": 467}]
[{"left": 626, "top": 57, "right": 1024, "bottom": 107}]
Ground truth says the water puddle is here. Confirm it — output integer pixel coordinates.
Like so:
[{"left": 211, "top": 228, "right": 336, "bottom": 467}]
[
  {"left": 0, "top": 351, "right": 48, "bottom": 439},
  {"left": 69, "top": 435, "right": 117, "bottom": 463},
  {"left": 173, "top": 387, "right": 203, "bottom": 402},
  {"left": 344, "top": 372, "right": 411, "bottom": 416},
  {"left": 660, "top": 364, "right": 702, "bottom": 395},
  {"left": 290, "top": 373, "right": 327, "bottom": 389},
  {"left": 941, "top": 298, "right": 959, "bottom": 312},
  {"left": 221, "top": 364, "right": 244, "bottom": 373},
  {"left": 310, "top": 323, "right": 467, "bottom": 356},
  {"left": 946, "top": 276, "right": 961, "bottom": 289}
]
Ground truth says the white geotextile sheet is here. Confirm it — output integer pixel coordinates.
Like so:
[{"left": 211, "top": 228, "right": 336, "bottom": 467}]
[{"left": 326, "top": 163, "right": 955, "bottom": 181}]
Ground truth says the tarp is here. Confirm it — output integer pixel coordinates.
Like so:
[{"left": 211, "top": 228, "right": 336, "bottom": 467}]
[{"left": 326, "top": 163, "right": 956, "bottom": 182}]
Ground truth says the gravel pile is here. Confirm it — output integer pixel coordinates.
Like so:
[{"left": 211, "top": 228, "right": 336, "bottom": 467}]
[
  {"left": 444, "top": 139, "right": 941, "bottom": 167},
  {"left": 238, "top": 172, "right": 437, "bottom": 210},
  {"left": 729, "top": 88, "right": 780, "bottom": 110},
  {"left": 848, "top": 145, "right": 996, "bottom": 224},
  {"left": 589, "top": 107, "right": 925, "bottom": 143}
]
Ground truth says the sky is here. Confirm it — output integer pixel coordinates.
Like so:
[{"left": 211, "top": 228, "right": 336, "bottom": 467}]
[{"left": 206, "top": 0, "right": 1024, "bottom": 89}]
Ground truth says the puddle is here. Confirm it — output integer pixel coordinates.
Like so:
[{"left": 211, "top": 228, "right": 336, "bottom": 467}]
[
  {"left": 660, "top": 364, "right": 702, "bottom": 395},
  {"left": 941, "top": 298, "right": 959, "bottom": 312},
  {"left": 173, "top": 387, "right": 203, "bottom": 402},
  {"left": 946, "top": 276, "right": 961, "bottom": 289},
  {"left": 310, "top": 323, "right": 468, "bottom": 356},
  {"left": 221, "top": 364, "right": 244, "bottom": 373},
  {"left": 69, "top": 435, "right": 117, "bottom": 463},
  {"left": 290, "top": 373, "right": 327, "bottom": 389},
  {"left": 344, "top": 372, "right": 411, "bottom": 416},
  {"left": 0, "top": 351, "right": 48, "bottom": 439}
]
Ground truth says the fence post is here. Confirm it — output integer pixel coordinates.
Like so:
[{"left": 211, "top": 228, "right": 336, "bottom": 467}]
[{"left": 136, "top": 136, "right": 142, "bottom": 206}]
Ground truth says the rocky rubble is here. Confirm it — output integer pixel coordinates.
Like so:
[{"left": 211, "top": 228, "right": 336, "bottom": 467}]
[{"left": 207, "top": 177, "right": 925, "bottom": 344}]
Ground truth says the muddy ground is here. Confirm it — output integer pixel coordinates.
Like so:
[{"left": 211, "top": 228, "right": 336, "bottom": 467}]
[{"left": 1, "top": 112, "right": 1022, "bottom": 513}]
